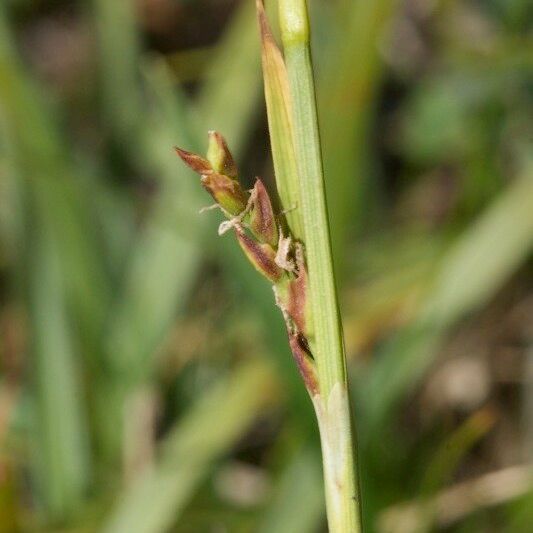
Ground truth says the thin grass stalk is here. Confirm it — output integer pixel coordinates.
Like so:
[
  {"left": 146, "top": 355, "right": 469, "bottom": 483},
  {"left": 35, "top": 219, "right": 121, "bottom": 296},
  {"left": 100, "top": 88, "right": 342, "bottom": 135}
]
[
  {"left": 174, "top": 1, "right": 363, "bottom": 529},
  {"left": 277, "top": 1, "right": 363, "bottom": 530}
]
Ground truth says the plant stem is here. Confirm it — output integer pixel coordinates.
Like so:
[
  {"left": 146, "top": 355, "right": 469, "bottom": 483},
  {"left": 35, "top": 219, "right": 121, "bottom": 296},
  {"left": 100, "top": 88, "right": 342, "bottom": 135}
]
[{"left": 278, "top": 1, "right": 363, "bottom": 530}]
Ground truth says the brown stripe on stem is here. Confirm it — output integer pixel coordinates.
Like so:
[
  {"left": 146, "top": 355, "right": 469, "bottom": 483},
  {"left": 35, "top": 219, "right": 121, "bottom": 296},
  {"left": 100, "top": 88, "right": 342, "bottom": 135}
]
[
  {"left": 287, "top": 268, "right": 307, "bottom": 334},
  {"left": 288, "top": 332, "right": 319, "bottom": 396}
]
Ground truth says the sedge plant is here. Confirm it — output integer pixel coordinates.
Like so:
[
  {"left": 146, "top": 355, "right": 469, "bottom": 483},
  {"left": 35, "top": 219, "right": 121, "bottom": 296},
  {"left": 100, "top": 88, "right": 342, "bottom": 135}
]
[{"left": 175, "top": 1, "right": 363, "bottom": 531}]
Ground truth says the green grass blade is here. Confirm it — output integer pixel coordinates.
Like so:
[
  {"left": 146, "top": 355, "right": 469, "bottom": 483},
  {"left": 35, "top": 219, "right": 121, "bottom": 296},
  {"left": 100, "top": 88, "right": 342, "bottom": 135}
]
[
  {"left": 420, "top": 410, "right": 494, "bottom": 497},
  {"left": 362, "top": 165, "right": 533, "bottom": 432},
  {"left": 259, "top": 447, "right": 324, "bottom": 533},
  {"left": 421, "top": 169, "right": 533, "bottom": 326},
  {"left": 27, "top": 229, "right": 90, "bottom": 521},
  {"left": 102, "top": 359, "right": 276, "bottom": 533}
]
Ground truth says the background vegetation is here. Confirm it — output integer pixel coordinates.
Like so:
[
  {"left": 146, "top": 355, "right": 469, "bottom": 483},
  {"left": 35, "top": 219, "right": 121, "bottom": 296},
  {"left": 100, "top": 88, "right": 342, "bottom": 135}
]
[{"left": 0, "top": 0, "right": 531, "bottom": 531}]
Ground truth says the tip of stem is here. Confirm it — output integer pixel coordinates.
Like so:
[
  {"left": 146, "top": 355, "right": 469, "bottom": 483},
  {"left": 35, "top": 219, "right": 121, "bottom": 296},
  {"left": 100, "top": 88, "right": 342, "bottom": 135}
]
[{"left": 278, "top": 0, "right": 309, "bottom": 47}]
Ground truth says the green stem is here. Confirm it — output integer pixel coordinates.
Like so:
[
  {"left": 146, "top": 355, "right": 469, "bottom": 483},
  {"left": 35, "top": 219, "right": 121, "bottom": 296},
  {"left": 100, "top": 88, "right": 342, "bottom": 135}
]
[{"left": 278, "top": 1, "right": 363, "bottom": 531}]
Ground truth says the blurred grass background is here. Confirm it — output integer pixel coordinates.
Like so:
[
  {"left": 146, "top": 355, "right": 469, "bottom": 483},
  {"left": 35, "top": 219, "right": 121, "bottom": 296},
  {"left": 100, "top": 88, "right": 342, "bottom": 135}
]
[{"left": 0, "top": 0, "right": 532, "bottom": 531}]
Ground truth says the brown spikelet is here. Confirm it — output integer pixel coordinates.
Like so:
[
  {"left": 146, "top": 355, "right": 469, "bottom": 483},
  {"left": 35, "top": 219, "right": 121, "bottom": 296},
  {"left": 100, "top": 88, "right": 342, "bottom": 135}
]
[
  {"left": 201, "top": 173, "right": 248, "bottom": 215},
  {"left": 174, "top": 147, "right": 213, "bottom": 175},
  {"left": 249, "top": 179, "right": 278, "bottom": 246},
  {"left": 235, "top": 228, "right": 283, "bottom": 283},
  {"left": 207, "top": 131, "right": 238, "bottom": 179}
]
